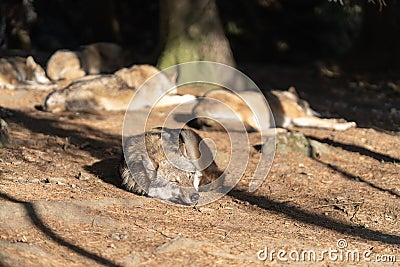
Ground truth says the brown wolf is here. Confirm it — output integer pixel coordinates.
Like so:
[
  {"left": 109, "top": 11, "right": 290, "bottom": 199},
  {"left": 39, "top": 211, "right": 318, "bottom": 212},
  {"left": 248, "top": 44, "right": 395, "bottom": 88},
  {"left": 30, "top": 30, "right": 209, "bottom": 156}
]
[
  {"left": 46, "top": 50, "right": 85, "bottom": 81},
  {"left": 42, "top": 74, "right": 132, "bottom": 112},
  {"left": 115, "top": 64, "right": 176, "bottom": 91},
  {"left": 43, "top": 65, "right": 195, "bottom": 112},
  {"left": 119, "top": 127, "right": 220, "bottom": 205},
  {"left": 46, "top": 42, "right": 126, "bottom": 81},
  {"left": 0, "top": 56, "right": 51, "bottom": 89},
  {"left": 80, "top": 42, "right": 125, "bottom": 75},
  {"left": 192, "top": 87, "right": 356, "bottom": 131}
]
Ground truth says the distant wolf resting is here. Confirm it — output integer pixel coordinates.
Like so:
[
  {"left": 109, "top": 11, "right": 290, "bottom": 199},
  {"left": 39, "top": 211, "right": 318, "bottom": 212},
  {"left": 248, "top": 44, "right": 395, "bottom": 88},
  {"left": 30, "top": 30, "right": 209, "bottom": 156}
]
[
  {"left": 119, "top": 127, "right": 220, "bottom": 205},
  {"left": 192, "top": 87, "right": 356, "bottom": 132},
  {"left": 42, "top": 64, "right": 196, "bottom": 112},
  {"left": 0, "top": 56, "right": 51, "bottom": 89},
  {"left": 46, "top": 42, "right": 126, "bottom": 81}
]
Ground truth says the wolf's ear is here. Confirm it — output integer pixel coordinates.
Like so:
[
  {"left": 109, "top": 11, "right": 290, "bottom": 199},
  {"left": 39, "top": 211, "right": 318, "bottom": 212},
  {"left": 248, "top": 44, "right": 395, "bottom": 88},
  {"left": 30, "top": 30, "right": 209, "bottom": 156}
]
[
  {"left": 288, "top": 86, "right": 297, "bottom": 94},
  {"left": 168, "top": 71, "right": 178, "bottom": 83},
  {"left": 288, "top": 86, "right": 299, "bottom": 97},
  {"left": 26, "top": 56, "right": 37, "bottom": 68}
]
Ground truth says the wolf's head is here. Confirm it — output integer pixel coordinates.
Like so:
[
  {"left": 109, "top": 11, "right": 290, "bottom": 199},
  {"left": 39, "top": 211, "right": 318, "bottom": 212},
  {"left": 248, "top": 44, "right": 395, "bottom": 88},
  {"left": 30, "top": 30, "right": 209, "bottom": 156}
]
[
  {"left": 25, "top": 56, "right": 50, "bottom": 84},
  {"left": 142, "top": 155, "right": 200, "bottom": 206},
  {"left": 147, "top": 177, "right": 200, "bottom": 206},
  {"left": 43, "top": 90, "right": 67, "bottom": 112}
]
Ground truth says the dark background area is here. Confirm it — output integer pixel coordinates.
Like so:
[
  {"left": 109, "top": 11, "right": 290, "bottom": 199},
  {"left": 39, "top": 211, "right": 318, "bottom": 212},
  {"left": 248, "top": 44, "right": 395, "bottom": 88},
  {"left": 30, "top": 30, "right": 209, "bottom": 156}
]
[{"left": 1, "top": 0, "right": 399, "bottom": 69}]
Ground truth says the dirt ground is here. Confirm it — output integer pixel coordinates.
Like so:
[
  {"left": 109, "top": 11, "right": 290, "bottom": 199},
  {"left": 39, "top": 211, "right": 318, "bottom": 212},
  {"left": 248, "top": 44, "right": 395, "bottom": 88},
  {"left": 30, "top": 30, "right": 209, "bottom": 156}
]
[{"left": 0, "top": 65, "right": 399, "bottom": 266}]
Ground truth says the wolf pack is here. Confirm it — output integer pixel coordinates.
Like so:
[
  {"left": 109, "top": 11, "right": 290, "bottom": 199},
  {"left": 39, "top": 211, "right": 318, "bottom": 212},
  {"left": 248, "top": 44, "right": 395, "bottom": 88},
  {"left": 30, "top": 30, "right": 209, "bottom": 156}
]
[{"left": 0, "top": 42, "right": 356, "bottom": 205}]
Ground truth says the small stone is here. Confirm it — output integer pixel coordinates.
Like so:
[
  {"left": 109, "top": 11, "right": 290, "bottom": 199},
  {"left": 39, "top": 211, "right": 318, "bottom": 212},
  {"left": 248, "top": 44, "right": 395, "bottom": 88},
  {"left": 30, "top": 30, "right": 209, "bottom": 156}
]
[
  {"left": 109, "top": 233, "right": 121, "bottom": 240},
  {"left": 17, "top": 235, "right": 28, "bottom": 243},
  {"left": 384, "top": 212, "right": 397, "bottom": 221},
  {"left": 16, "top": 177, "right": 26, "bottom": 183},
  {"left": 108, "top": 233, "right": 129, "bottom": 240},
  {"left": 76, "top": 172, "right": 90, "bottom": 181},
  {"left": 45, "top": 177, "right": 66, "bottom": 184},
  {"left": 120, "top": 234, "right": 129, "bottom": 240}
]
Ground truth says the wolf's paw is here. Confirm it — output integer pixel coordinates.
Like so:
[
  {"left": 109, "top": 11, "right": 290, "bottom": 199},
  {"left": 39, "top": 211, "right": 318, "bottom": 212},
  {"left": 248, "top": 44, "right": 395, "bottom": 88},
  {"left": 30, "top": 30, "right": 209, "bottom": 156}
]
[{"left": 334, "top": 121, "right": 356, "bottom": 131}]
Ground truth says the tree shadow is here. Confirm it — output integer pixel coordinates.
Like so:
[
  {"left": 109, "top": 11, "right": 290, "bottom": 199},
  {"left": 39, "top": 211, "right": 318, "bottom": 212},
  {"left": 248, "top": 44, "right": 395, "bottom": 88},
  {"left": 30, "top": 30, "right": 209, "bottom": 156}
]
[
  {"left": 6, "top": 109, "right": 121, "bottom": 159},
  {"left": 229, "top": 190, "right": 400, "bottom": 245},
  {"left": 306, "top": 136, "right": 400, "bottom": 198},
  {"left": 315, "top": 158, "right": 400, "bottom": 198},
  {"left": 308, "top": 136, "right": 399, "bottom": 163},
  {"left": 85, "top": 157, "right": 121, "bottom": 188},
  {"left": 0, "top": 192, "right": 121, "bottom": 267}
]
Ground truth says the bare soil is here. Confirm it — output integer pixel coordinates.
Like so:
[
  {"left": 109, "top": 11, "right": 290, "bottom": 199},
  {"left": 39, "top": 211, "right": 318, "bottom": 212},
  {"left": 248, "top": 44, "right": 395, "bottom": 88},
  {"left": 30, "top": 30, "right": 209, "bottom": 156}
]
[{"left": 0, "top": 65, "right": 399, "bottom": 266}]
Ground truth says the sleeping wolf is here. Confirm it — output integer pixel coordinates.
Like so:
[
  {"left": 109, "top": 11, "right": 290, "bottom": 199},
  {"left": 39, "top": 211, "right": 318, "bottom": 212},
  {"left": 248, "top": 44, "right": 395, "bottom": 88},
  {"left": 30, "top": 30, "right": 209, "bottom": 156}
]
[
  {"left": 0, "top": 56, "right": 51, "bottom": 89},
  {"left": 119, "top": 127, "right": 220, "bottom": 205},
  {"left": 46, "top": 42, "right": 126, "bottom": 81},
  {"left": 43, "top": 65, "right": 195, "bottom": 112},
  {"left": 192, "top": 87, "right": 356, "bottom": 132}
]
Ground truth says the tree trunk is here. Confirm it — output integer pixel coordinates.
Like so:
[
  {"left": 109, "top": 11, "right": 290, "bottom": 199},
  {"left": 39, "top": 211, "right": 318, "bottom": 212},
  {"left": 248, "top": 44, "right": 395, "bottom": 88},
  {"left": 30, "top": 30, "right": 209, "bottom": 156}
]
[{"left": 157, "top": 0, "right": 235, "bottom": 69}]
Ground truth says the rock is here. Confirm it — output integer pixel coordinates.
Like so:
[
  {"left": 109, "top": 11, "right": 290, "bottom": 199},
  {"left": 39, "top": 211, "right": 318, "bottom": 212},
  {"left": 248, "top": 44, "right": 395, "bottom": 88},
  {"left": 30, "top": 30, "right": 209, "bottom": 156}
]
[
  {"left": 276, "top": 131, "right": 312, "bottom": 157},
  {"left": 0, "top": 119, "right": 10, "bottom": 148},
  {"left": 309, "top": 139, "right": 331, "bottom": 158},
  {"left": 275, "top": 131, "right": 331, "bottom": 158}
]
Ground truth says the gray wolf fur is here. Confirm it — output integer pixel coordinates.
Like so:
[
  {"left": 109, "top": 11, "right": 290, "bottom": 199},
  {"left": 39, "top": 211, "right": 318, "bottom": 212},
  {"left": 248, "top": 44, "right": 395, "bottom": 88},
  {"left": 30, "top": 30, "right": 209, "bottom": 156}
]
[{"left": 119, "top": 127, "right": 220, "bottom": 205}]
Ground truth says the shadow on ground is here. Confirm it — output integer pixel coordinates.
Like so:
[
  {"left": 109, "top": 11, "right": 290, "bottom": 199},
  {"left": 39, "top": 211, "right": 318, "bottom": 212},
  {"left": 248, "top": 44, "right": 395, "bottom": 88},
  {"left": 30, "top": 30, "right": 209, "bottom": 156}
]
[
  {"left": 229, "top": 190, "right": 400, "bottom": 246},
  {"left": 6, "top": 109, "right": 121, "bottom": 159},
  {"left": 85, "top": 157, "right": 121, "bottom": 187},
  {"left": 0, "top": 192, "right": 122, "bottom": 267}
]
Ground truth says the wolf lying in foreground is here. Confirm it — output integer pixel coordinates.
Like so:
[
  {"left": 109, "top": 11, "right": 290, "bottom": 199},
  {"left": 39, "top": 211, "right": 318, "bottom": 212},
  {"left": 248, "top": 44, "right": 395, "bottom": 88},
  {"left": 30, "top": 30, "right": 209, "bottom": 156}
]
[
  {"left": 42, "top": 65, "right": 195, "bottom": 112},
  {"left": 192, "top": 87, "right": 356, "bottom": 132},
  {"left": 119, "top": 127, "right": 220, "bottom": 205},
  {"left": 0, "top": 56, "right": 52, "bottom": 89},
  {"left": 46, "top": 42, "right": 126, "bottom": 81}
]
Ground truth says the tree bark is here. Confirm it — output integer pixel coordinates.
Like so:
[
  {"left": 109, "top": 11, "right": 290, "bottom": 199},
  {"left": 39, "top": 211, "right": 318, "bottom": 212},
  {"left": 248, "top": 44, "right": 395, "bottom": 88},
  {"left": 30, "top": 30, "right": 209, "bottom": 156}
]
[{"left": 157, "top": 0, "right": 235, "bottom": 69}]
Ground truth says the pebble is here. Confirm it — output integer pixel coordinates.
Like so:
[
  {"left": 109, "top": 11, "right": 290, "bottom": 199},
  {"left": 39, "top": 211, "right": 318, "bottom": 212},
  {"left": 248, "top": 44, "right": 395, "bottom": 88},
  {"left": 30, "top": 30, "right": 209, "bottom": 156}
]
[
  {"left": 76, "top": 172, "right": 90, "bottom": 181},
  {"left": 45, "top": 177, "right": 66, "bottom": 184},
  {"left": 108, "top": 233, "right": 129, "bottom": 240}
]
